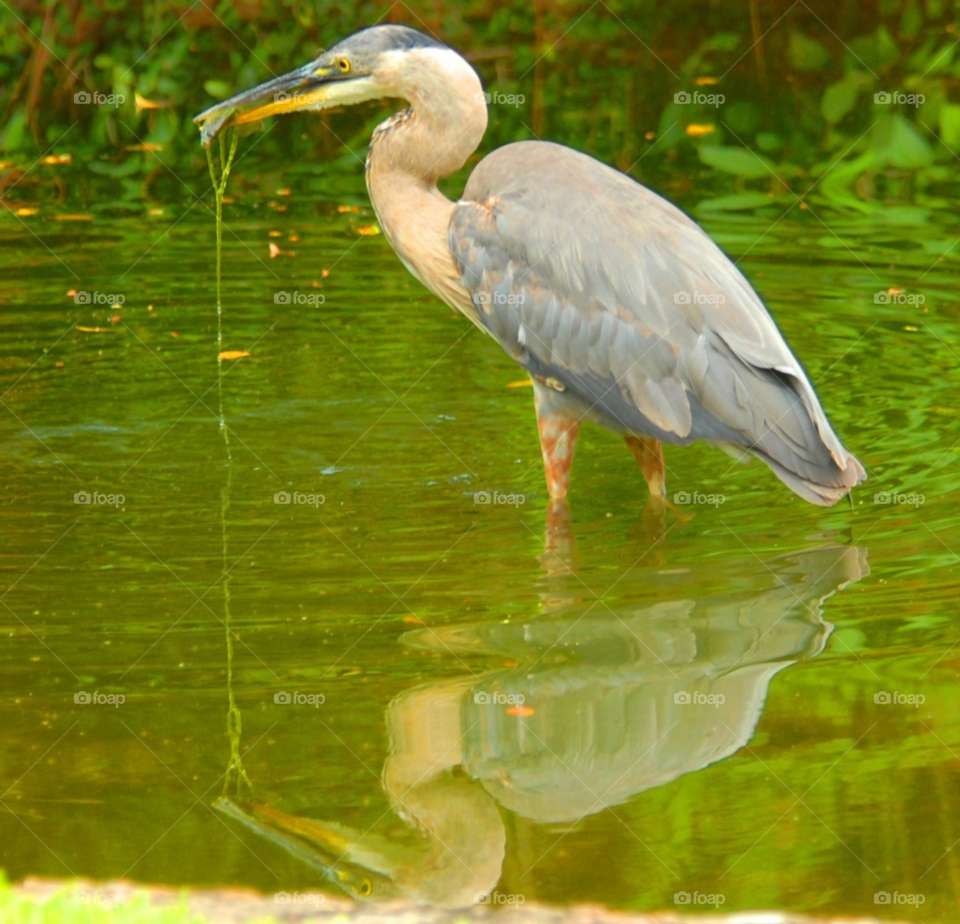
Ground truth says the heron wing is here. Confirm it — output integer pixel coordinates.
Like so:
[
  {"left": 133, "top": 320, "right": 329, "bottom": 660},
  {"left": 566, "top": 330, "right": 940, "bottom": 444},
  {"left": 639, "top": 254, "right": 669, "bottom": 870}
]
[{"left": 449, "top": 141, "right": 863, "bottom": 501}]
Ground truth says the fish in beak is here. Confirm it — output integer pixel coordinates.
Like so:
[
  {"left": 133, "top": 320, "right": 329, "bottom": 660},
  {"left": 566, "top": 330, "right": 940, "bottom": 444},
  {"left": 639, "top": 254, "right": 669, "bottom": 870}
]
[
  {"left": 213, "top": 796, "right": 414, "bottom": 901},
  {"left": 193, "top": 57, "right": 384, "bottom": 147}
]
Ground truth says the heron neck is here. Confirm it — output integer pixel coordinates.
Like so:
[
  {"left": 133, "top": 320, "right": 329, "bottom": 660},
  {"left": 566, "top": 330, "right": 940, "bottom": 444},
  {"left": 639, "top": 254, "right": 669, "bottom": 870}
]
[{"left": 364, "top": 81, "right": 486, "bottom": 307}]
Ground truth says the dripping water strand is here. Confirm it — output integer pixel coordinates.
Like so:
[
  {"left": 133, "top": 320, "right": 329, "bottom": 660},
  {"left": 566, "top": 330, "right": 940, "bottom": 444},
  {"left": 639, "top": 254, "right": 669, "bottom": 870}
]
[{"left": 207, "top": 132, "right": 251, "bottom": 798}]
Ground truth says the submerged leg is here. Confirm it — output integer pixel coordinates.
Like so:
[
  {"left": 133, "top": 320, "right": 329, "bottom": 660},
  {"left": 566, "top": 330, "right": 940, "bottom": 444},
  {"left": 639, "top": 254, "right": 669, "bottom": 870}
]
[
  {"left": 541, "top": 497, "right": 579, "bottom": 578},
  {"left": 624, "top": 434, "right": 666, "bottom": 498},
  {"left": 533, "top": 381, "right": 581, "bottom": 500}
]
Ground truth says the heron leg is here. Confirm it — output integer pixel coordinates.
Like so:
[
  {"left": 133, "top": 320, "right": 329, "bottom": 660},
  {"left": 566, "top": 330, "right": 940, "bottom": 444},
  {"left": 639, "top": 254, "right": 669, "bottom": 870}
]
[
  {"left": 625, "top": 435, "right": 666, "bottom": 498},
  {"left": 541, "top": 498, "right": 579, "bottom": 577},
  {"left": 533, "top": 383, "right": 581, "bottom": 500}
]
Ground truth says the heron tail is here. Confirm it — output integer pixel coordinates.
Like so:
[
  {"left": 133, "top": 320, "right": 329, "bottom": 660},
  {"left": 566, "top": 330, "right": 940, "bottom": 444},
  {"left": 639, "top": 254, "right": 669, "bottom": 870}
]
[
  {"left": 754, "top": 444, "right": 866, "bottom": 506},
  {"left": 734, "top": 367, "right": 867, "bottom": 506}
]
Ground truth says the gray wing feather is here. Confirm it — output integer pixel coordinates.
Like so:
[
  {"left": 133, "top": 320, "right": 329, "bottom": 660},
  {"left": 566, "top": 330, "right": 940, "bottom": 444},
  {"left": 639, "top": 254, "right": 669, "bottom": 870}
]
[{"left": 449, "top": 141, "right": 865, "bottom": 504}]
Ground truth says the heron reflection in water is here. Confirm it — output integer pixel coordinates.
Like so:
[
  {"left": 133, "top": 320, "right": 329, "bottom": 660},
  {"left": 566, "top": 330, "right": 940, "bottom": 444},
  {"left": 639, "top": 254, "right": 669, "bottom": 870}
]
[
  {"left": 195, "top": 25, "right": 865, "bottom": 507},
  {"left": 216, "top": 544, "right": 867, "bottom": 907}
]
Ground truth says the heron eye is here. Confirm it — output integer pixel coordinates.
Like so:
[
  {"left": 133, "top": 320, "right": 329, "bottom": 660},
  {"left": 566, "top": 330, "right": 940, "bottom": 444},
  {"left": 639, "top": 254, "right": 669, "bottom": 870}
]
[
  {"left": 337, "top": 58, "right": 351, "bottom": 73},
  {"left": 359, "top": 879, "right": 372, "bottom": 896}
]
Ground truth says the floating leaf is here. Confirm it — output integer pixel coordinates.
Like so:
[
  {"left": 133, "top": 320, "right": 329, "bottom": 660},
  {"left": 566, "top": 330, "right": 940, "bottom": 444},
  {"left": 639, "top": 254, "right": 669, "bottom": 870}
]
[
  {"left": 506, "top": 379, "right": 533, "bottom": 388},
  {"left": 51, "top": 214, "right": 93, "bottom": 221},
  {"left": 356, "top": 224, "right": 380, "bottom": 236},
  {"left": 77, "top": 326, "right": 109, "bottom": 333},
  {"left": 506, "top": 705, "right": 535, "bottom": 717},
  {"left": 685, "top": 123, "right": 715, "bottom": 137},
  {"left": 218, "top": 350, "right": 250, "bottom": 361}
]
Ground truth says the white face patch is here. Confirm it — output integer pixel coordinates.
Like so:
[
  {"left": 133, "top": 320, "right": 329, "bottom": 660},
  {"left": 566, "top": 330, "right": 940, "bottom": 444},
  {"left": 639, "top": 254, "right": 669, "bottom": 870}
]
[{"left": 304, "top": 75, "right": 385, "bottom": 111}]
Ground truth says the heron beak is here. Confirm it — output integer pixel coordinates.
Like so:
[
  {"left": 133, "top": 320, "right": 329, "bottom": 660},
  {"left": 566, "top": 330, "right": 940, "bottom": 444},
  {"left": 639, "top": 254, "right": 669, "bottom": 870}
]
[
  {"left": 213, "top": 797, "right": 405, "bottom": 899},
  {"left": 193, "top": 62, "right": 378, "bottom": 147}
]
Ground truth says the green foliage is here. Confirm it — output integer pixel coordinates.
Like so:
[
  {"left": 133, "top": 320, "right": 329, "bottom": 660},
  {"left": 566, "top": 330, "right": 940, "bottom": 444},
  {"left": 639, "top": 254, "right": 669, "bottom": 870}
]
[
  {"left": 3, "top": 0, "right": 960, "bottom": 208},
  {"left": 698, "top": 145, "right": 776, "bottom": 178},
  {"left": 788, "top": 30, "right": 831, "bottom": 71}
]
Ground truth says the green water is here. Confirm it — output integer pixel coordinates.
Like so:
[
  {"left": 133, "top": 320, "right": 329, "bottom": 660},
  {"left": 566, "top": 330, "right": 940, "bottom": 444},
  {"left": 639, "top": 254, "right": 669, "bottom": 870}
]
[{"left": 1, "top": 165, "right": 958, "bottom": 920}]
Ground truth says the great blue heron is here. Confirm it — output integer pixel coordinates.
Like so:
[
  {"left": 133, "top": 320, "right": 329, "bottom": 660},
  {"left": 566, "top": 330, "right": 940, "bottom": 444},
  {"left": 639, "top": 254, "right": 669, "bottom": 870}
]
[{"left": 195, "top": 25, "right": 866, "bottom": 506}]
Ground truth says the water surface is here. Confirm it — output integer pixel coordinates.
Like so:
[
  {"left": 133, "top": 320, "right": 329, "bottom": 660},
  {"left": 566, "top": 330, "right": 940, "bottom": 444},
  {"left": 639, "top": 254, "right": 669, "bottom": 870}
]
[{"left": 1, "top": 164, "right": 958, "bottom": 920}]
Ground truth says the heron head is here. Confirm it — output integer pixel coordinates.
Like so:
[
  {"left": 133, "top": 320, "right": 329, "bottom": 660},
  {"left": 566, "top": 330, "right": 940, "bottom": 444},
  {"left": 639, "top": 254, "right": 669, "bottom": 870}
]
[{"left": 194, "top": 24, "right": 482, "bottom": 147}]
